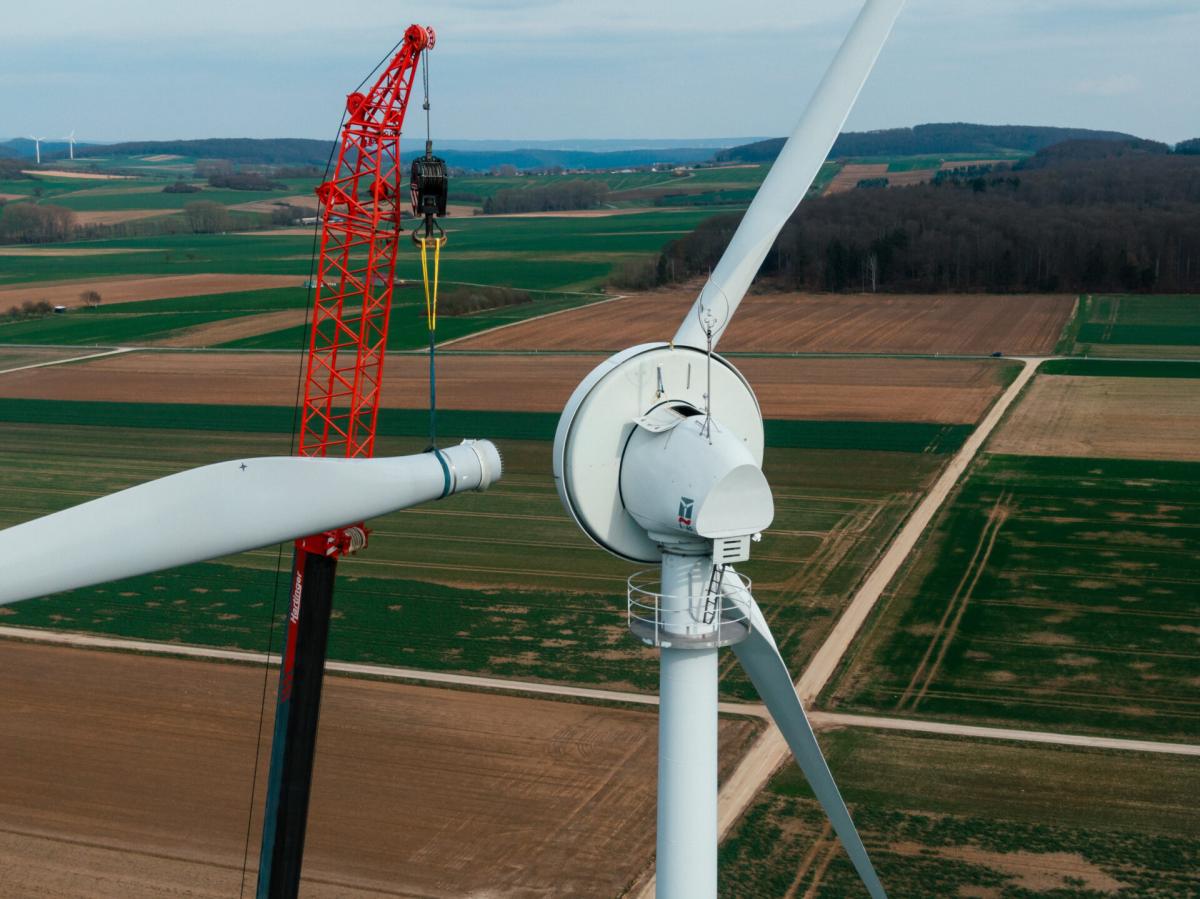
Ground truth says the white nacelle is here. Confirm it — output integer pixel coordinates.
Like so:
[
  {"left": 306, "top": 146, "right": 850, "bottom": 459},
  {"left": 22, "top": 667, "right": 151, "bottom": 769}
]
[{"left": 620, "top": 408, "right": 774, "bottom": 549}]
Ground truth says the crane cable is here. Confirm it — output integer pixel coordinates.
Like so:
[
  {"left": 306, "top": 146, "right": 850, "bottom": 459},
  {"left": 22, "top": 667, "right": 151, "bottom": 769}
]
[{"left": 413, "top": 49, "right": 446, "bottom": 450}]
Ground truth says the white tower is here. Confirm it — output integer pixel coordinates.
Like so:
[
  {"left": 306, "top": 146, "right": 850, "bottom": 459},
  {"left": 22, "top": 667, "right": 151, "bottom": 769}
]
[{"left": 553, "top": 1, "right": 905, "bottom": 896}]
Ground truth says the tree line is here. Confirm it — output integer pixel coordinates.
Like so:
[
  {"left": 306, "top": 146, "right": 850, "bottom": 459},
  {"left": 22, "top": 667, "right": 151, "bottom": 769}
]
[
  {"left": 634, "top": 143, "right": 1200, "bottom": 294},
  {"left": 482, "top": 180, "right": 608, "bottom": 214},
  {"left": 716, "top": 123, "right": 1145, "bottom": 164}
]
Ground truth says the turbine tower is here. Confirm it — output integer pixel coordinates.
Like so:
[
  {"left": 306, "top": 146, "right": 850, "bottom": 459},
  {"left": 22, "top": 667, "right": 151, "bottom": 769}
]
[
  {"left": 553, "top": 1, "right": 905, "bottom": 896},
  {"left": 28, "top": 135, "right": 42, "bottom": 165},
  {"left": 64, "top": 130, "right": 76, "bottom": 160}
]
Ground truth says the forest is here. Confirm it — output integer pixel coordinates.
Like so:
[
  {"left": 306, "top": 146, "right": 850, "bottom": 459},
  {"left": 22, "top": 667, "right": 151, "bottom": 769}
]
[
  {"left": 650, "top": 142, "right": 1200, "bottom": 294},
  {"left": 716, "top": 123, "right": 1142, "bottom": 163}
]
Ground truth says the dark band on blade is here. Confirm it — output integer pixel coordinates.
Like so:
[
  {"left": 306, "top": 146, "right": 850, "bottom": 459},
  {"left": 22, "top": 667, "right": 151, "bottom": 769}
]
[{"left": 433, "top": 449, "right": 453, "bottom": 498}]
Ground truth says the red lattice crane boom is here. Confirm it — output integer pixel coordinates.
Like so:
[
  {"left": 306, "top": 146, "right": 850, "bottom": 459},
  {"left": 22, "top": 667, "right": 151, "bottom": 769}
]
[
  {"left": 300, "top": 23, "right": 433, "bottom": 463},
  {"left": 257, "top": 26, "right": 440, "bottom": 899}
]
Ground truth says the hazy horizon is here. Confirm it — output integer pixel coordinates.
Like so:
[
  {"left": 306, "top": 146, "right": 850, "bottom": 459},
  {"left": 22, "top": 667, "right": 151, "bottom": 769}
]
[{"left": 3, "top": 1, "right": 1196, "bottom": 146}]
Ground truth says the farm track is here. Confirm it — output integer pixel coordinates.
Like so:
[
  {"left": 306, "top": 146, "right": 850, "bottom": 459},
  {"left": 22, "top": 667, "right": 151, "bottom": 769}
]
[
  {"left": 0, "top": 346, "right": 131, "bottom": 375},
  {"left": 3, "top": 626, "right": 1196, "bottom": 758}
]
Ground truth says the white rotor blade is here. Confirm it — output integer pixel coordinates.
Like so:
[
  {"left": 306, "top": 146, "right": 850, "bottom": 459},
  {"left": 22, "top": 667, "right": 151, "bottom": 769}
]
[
  {"left": 722, "top": 572, "right": 887, "bottom": 898},
  {"left": 0, "top": 440, "right": 501, "bottom": 607},
  {"left": 674, "top": 0, "right": 904, "bottom": 350}
]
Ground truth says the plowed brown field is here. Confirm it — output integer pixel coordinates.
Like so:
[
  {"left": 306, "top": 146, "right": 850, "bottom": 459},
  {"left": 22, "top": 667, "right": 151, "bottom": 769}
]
[
  {"left": 0, "top": 641, "right": 756, "bottom": 898},
  {"left": 824, "top": 163, "right": 888, "bottom": 194},
  {"left": 989, "top": 375, "right": 1200, "bottom": 461},
  {"left": 0, "top": 350, "right": 1013, "bottom": 423},
  {"left": 452, "top": 289, "right": 1075, "bottom": 356},
  {"left": 0, "top": 274, "right": 301, "bottom": 313}
]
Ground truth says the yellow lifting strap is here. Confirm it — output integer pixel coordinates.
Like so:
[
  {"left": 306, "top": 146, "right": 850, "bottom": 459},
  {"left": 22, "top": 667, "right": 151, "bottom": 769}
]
[{"left": 416, "top": 234, "right": 447, "bottom": 332}]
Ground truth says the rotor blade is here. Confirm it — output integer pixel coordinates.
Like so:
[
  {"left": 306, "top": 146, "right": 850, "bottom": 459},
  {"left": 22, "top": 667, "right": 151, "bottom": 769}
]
[
  {"left": 722, "top": 571, "right": 887, "bottom": 898},
  {"left": 0, "top": 440, "right": 501, "bottom": 607},
  {"left": 674, "top": 0, "right": 904, "bottom": 350}
]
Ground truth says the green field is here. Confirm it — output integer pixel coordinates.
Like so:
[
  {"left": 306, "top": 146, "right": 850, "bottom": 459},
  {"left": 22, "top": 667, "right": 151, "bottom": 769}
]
[
  {"left": 0, "top": 415, "right": 945, "bottom": 698},
  {"left": 0, "top": 284, "right": 613, "bottom": 351},
  {"left": 0, "top": 172, "right": 320, "bottom": 213},
  {"left": 0, "top": 203, "right": 748, "bottom": 350},
  {"left": 1041, "top": 358, "right": 1200, "bottom": 378},
  {"left": 0, "top": 207, "right": 729, "bottom": 290},
  {"left": 720, "top": 728, "right": 1199, "bottom": 897},
  {"left": 827, "top": 453, "right": 1200, "bottom": 740},
  {"left": 1073, "top": 294, "right": 1200, "bottom": 357},
  {"left": 0, "top": 397, "right": 973, "bottom": 455}
]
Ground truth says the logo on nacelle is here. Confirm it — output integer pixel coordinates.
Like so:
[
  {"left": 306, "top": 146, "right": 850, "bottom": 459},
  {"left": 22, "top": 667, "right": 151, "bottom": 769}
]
[{"left": 677, "top": 496, "right": 695, "bottom": 531}]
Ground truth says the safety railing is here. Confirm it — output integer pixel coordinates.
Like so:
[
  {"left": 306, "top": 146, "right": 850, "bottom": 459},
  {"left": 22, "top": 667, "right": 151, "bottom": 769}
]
[{"left": 627, "top": 568, "right": 753, "bottom": 649}]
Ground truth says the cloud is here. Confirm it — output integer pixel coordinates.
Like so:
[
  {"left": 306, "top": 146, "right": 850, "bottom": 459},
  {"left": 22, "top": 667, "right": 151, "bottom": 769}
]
[{"left": 1070, "top": 74, "right": 1142, "bottom": 97}]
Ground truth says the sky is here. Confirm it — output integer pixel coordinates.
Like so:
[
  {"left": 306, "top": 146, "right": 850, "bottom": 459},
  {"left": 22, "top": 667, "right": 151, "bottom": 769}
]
[{"left": 3, "top": 0, "right": 1197, "bottom": 146}]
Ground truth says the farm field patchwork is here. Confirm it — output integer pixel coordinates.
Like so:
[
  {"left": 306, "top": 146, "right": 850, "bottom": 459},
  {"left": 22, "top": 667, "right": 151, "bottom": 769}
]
[
  {"left": 0, "top": 421, "right": 944, "bottom": 699},
  {"left": 825, "top": 453, "right": 1200, "bottom": 740},
  {"left": 1071, "top": 293, "right": 1200, "bottom": 358},
  {"left": 0, "top": 274, "right": 302, "bottom": 314},
  {"left": 719, "top": 728, "right": 1199, "bottom": 898},
  {"left": 0, "top": 350, "right": 1017, "bottom": 424},
  {"left": 0, "top": 206, "right": 730, "bottom": 287},
  {"left": 0, "top": 641, "right": 759, "bottom": 898},
  {"left": 989, "top": 372, "right": 1200, "bottom": 462},
  {"left": 453, "top": 288, "right": 1077, "bottom": 356}
]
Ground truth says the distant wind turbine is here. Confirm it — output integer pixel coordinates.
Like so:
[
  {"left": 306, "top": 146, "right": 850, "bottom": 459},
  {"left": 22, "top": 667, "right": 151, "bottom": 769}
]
[
  {"left": 63, "top": 130, "right": 76, "bottom": 160},
  {"left": 28, "top": 135, "right": 43, "bottom": 165}
]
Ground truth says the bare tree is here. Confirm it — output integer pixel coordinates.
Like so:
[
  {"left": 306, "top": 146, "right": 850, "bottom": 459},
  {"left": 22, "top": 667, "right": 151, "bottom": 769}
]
[
  {"left": 80, "top": 289, "right": 102, "bottom": 308},
  {"left": 183, "top": 200, "right": 230, "bottom": 234}
]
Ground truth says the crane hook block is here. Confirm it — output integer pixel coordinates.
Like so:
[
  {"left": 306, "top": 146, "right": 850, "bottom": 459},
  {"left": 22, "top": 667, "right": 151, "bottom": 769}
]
[{"left": 410, "top": 155, "right": 448, "bottom": 218}]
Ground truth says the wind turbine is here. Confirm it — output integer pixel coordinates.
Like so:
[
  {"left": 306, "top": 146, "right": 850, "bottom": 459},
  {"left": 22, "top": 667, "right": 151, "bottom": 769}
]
[
  {"left": 28, "top": 135, "right": 43, "bottom": 165},
  {"left": 63, "top": 130, "right": 76, "bottom": 160},
  {"left": 552, "top": 0, "right": 904, "bottom": 896}
]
